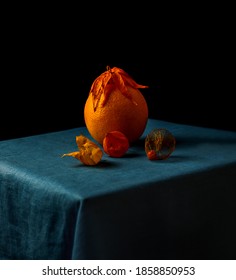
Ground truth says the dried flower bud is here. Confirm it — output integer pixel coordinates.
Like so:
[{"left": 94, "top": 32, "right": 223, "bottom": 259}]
[
  {"left": 145, "top": 128, "right": 176, "bottom": 160},
  {"left": 103, "top": 131, "right": 129, "bottom": 158},
  {"left": 62, "top": 135, "right": 103, "bottom": 165}
]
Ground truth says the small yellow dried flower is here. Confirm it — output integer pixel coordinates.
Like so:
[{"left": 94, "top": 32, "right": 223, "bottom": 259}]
[{"left": 62, "top": 135, "right": 103, "bottom": 166}]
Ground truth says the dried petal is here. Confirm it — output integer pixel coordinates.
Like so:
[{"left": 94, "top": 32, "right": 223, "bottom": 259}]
[
  {"left": 112, "top": 67, "right": 149, "bottom": 89},
  {"left": 89, "top": 66, "right": 148, "bottom": 111},
  {"left": 62, "top": 135, "right": 103, "bottom": 165},
  {"left": 90, "top": 70, "right": 112, "bottom": 111},
  {"left": 103, "top": 131, "right": 129, "bottom": 158}
]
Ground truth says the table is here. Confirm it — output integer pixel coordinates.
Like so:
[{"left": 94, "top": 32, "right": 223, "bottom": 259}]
[{"left": 1, "top": 119, "right": 236, "bottom": 260}]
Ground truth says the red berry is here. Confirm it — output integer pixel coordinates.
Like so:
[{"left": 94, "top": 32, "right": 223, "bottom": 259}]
[{"left": 103, "top": 131, "right": 129, "bottom": 157}]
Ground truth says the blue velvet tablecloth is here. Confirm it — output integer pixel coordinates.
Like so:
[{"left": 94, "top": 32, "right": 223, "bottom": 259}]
[{"left": 1, "top": 119, "right": 236, "bottom": 260}]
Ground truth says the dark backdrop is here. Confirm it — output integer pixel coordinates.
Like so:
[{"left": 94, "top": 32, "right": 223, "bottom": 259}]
[
  {"left": 2, "top": 59, "right": 234, "bottom": 141},
  {"left": 1, "top": 14, "right": 235, "bottom": 140}
]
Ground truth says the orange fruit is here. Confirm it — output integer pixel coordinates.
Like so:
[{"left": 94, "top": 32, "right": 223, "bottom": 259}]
[{"left": 84, "top": 66, "right": 149, "bottom": 145}]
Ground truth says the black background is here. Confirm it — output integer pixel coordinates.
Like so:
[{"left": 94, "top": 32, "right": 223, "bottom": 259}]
[{"left": 1, "top": 9, "right": 235, "bottom": 141}]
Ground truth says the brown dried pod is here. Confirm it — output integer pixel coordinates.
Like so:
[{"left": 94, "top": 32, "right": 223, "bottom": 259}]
[{"left": 145, "top": 128, "right": 176, "bottom": 160}]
